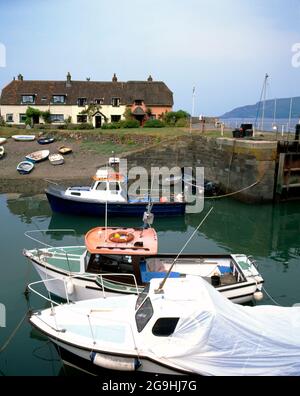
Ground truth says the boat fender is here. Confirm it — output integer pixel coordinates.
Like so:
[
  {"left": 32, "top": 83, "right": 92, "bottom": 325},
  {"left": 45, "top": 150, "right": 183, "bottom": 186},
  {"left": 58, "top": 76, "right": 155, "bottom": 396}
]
[
  {"left": 253, "top": 290, "right": 264, "bottom": 302},
  {"left": 66, "top": 278, "right": 74, "bottom": 295},
  {"left": 90, "top": 352, "right": 141, "bottom": 371}
]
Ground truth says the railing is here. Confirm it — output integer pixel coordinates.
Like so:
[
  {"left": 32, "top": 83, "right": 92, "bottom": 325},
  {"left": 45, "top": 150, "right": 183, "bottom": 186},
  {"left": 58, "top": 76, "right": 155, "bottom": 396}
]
[
  {"left": 96, "top": 273, "right": 140, "bottom": 298},
  {"left": 24, "top": 229, "right": 82, "bottom": 274},
  {"left": 28, "top": 277, "right": 141, "bottom": 354}
]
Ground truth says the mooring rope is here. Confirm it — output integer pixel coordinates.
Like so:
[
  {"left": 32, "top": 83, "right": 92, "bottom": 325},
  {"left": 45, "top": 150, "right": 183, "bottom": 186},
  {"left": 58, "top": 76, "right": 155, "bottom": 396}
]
[{"left": 0, "top": 311, "right": 29, "bottom": 354}]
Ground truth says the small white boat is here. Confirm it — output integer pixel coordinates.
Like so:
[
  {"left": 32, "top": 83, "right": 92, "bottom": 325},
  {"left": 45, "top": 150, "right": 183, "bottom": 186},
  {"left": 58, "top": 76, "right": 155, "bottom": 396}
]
[
  {"left": 26, "top": 150, "right": 49, "bottom": 163},
  {"left": 12, "top": 135, "right": 36, "bottom": 142},
  {"left": 49, "top": 153, "right": 64, "bottom": 165},
  {"left": 0, "top": 146, "right": 4, "bottom": 159},
  {"left": 58, "top": 146, "right": 72, "bottom": 155},
  {"left": 29, "top": 276, "right": 300, "bottom": 376},
  {"left": 17, "top": 161, "right": 34, "bottom": 174},
  {"left": 0, "top": 138, "right": 7, "bottom": 144}
]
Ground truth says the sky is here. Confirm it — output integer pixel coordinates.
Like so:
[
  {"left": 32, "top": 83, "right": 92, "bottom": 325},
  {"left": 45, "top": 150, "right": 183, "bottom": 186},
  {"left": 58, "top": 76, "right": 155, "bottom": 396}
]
[{"left": 1, "top": 0, "right": 300, "bottom": 115}]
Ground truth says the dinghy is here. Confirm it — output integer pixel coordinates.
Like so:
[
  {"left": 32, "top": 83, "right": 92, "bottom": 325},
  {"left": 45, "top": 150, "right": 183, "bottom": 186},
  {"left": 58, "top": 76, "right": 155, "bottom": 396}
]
[
  {"left": 0, "top": 146, "right": 4, "bottom": 159},
  {"left": 37, "top": 137, "right": 55, "bottom": 145},
  {"left": 0, "top": 138, "right": 7, "bottom": 144},
  {"left": 17, "top": 161, "right": 34, "bottom": 174},
  {"left": 49, "top": 153, "right": 64, "bottom": 165},
  {"left": 58, "top": 146, "right": 72, "bottom": 155},
  {"left": 12, "top": 135, "right": 35, "bottom": 142},
  {"left": 26, "top": 150, "right": 49, "bottom": 163}
]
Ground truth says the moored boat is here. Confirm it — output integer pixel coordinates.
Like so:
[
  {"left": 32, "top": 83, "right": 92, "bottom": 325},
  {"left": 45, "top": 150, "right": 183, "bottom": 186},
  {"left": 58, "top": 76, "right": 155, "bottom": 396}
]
[
  {"left": 28, "top": 276, "right": 300, "bottom": 376},
  {"left": 23, "top": 226, "right": 264, "bottom": 304},
  {"left": 49, "top": 153, "right": 64, "bottom": 165},
  {"left": 17, "top": 161, "right": 34, "bottom": 174},
  {"left": 26, "top": 149, "right": 50, "bottom": 163},
  {"left": 12, "top": 135, "right": 35, "bottom": 142},
  {"left": 45, "top": 169, "right": 186, "bottom": 217}
]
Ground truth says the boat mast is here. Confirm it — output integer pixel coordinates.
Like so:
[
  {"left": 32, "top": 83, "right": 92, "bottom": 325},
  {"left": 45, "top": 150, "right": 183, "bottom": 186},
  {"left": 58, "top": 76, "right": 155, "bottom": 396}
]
[
  {"left": 261, "top": 73, "right": 269, "bottom": 131},
  {"left": 288, "top": 97, "right": 293, "bottom": 132},
  {"left": 189, "top": 86, "right": 196, "bottom": 134},
  {"left": 273, "top": 98, "right": 277, "bottom": 126}
]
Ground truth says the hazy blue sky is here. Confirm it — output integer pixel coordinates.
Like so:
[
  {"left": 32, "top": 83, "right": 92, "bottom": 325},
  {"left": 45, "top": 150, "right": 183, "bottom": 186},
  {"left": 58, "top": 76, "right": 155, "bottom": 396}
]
[{"left": 1, "top": 0, "right": 300, "bottom": 115}]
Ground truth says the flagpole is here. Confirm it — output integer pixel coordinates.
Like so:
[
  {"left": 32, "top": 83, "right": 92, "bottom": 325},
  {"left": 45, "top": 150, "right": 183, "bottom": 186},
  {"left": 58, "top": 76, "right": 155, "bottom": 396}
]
[{"left": 189, "top": 86, "right": 196, "bottom": 134}]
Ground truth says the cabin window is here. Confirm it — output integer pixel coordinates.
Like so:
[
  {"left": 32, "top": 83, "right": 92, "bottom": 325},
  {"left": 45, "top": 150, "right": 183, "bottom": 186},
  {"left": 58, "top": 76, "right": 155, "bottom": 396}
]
[
  {"left": 135, "top": 284, "right": 150, "bottom": 310},
  {"left": 111, "top": 115, "right": 121, "bottom": 123},
  {"left": 21, "top": 95, "right": 35, "bottom": 104},
  {"left": 19, "top": 114, "right": 27, "bottom": 123},
  {"left": 77, "top": 115, "right": 88, "bottom": 123},
  {"left": 109, "top": 182, "right": 120, "bottom": 194},
  {"left": 96, "top": 182, "right": 107, "bottom": 191},
  {"left": 6, "top": 114, "right": 13, "bottom": 122},
  {"left": 135, "top": 297, "right": 154, "bottom": 333},
  {"left": 111, "top": 98, "right": 120, "bottom": 107},
  {"left": 78, "top": 97, "right": 87, "bottom": 107},
  {"left": 52, "top": 95, "right": 66, "bottom": 104},
  {"left": 50, "top": 114, "right": 64, "bottom": 123},
  {"left": 152, "top": 318, "right": 179, "bottom": 337}
]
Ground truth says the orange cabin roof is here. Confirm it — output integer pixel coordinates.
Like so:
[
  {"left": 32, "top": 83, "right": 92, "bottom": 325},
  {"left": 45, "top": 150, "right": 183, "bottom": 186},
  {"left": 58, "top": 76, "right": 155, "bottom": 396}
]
[{"left": 85, "top": 227, "right": 158, "bottom": 256}]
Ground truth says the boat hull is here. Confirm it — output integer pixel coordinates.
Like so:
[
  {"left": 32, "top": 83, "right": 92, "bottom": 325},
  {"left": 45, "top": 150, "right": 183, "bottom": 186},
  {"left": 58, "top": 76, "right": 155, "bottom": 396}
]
[
  {"left": 45, "top": 189, "right": 186, "bottom": 217},
  {"left": 29, "top": 256, "right": 262, "bottom": 304}
]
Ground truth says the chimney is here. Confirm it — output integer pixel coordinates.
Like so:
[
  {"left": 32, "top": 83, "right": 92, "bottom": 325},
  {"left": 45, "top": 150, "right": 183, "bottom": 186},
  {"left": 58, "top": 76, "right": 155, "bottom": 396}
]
[
  {"left": 112, "top": 73, "right": 118, "bottom": 82},
  {"left": 147, "top": 75, "right": 153, "bottom": 82},
  {"left": 66, "top": 72, "right": 72, "bottom": 87},
  {"left": 17, "top": 74, "right": 23, "bottom": 81}
]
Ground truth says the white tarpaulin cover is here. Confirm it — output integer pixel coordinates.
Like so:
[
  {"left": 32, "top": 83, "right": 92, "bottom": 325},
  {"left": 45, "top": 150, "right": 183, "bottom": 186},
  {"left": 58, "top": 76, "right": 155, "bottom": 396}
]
[{"left": 149, "top": 277, "right": 300, "bottom": 376}]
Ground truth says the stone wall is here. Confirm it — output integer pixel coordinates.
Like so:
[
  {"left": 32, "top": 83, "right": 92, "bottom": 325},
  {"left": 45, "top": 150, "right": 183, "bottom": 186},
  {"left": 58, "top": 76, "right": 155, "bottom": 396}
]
[{"left": 125, "top": 136, "right": 278, "bottom": 203}]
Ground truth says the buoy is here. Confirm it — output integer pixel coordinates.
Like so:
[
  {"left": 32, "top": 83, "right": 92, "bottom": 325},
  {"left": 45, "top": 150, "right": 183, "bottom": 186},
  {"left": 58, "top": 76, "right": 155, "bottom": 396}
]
[
  {"left": 254, "top": 290, "right": 264, "bottom": 302},
  {"left": 66, "top": 278, "right": 74, "bottom": 295}
]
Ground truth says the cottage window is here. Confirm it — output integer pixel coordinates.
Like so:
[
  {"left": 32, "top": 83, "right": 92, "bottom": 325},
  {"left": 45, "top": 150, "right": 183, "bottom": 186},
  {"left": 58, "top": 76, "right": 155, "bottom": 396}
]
[
  {"left": 6, "top": 114, "right": 13, "bottom": 123},
  {"left": 134, "top": 100, "right": 143, "bottom": 106},
  {"left": 50, "top": 114, "right": 64, "bottom": 123},
  {"left": 95, "top": 98, "right": 104, "bottom": 105},
  {"left": 111, "top": 98, "right": 120, "bottom": 107},
  {"left": 111, "top": 115, "right": 121, "bottom": 123},
  {"left": 77, "top": 115, "right": 88, "bottom": 123},
  {"left": 78, "top": 98, "right": 87, "bottom": 107},
  {"left": 19, "top": 114, "right": 27, "bottom": 123},
  {"left": 21, "top": 95, "right": 35, "bottom": 104},
  {"left": 52, "top": 95, "right": 66, "bottom": 104}
]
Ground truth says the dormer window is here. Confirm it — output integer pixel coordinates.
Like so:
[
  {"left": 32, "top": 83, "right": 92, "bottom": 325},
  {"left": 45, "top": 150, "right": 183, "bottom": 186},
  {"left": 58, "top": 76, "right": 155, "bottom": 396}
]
[
  {"left": 112, "top": 97, "right": 120, "bottom": 107},
  {"left": 134, "top": 100, "right": 143, "bottom": 106},
  {"left": 52, "top": 95, "right": 66, "bottom": 104},
  {"left": 21, "top": 95, "right": 35, "bottom": 104},
  {"left": 95, "top": 98, "right": 104, "bottom": 105},
  {"left": 78, "top": 97, "right": 87, "bottom": 107}
]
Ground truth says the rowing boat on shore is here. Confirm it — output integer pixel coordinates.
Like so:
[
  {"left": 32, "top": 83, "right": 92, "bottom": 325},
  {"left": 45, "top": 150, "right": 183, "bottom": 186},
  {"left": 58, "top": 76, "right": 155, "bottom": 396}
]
[
  {"left": 58, "top": 146, "right": 72, "bottom": 155},
  {"left": 49, "top": 153, "right": 64, "bottom": 165},
  {"left": 17, "top": 161, "right": 34, "bottom": 174},
  {"left": 12, "top": 135, "right": 36, "bottom": 142},
  {"left": 0, "top": 138, "right": 7, "bottom": 144},
  {"left": 26, "top": 150, "right": 50, "bottom": 163},
  {"left": 0, "top": 146, "right": 4, "bottom": 159}
]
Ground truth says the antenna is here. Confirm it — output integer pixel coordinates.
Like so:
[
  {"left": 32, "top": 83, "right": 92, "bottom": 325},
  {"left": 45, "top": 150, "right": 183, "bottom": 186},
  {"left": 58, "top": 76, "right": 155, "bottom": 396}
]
[{"left": 155, "top": 207, "right": 214, "bottom": 294}]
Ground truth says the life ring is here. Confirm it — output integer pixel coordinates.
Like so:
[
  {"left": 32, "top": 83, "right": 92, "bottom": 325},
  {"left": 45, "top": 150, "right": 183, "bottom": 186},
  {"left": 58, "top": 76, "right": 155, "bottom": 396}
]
[{"left": 109, "top": 231, "right": 134, "bottom": 244}]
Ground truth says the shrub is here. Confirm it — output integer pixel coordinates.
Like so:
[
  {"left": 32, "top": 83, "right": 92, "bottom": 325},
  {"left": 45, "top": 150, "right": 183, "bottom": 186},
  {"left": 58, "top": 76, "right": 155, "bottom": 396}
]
[
  {"left": 0, "top": 116, "right": 5, "bottom": 126},
  {"left": 41, "top": 110, "right": 51, "bottom": 124},
  {"left": 102, "top": 122, "right": 121, "bottom": 130},
  {"left": 175, "top": 118, "right": 189, "bottom": 127},
  {"left": 120, "top": 119, "right": 140, "bottom": 129},
  {"left": 144, "top": 119, "right": 165, "bottom": 128},
  {"left": 163, "top": 110, "right": 190, "bottom": 126},
  {"left": 76, "top": 123, "right": 94, "bottom": 130}
]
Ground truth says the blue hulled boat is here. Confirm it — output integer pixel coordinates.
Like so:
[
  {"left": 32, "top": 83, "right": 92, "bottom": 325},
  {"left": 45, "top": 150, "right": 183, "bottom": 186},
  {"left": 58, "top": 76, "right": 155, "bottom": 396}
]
[{"left": 45, "top": 169, "right": 186, "bottom": 217}]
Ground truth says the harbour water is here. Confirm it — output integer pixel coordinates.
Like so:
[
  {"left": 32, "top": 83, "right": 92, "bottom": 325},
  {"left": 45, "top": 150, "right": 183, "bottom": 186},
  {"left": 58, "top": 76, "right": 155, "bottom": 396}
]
[{"left": 1, "top": 193, "right": 300, "bottom": 376}]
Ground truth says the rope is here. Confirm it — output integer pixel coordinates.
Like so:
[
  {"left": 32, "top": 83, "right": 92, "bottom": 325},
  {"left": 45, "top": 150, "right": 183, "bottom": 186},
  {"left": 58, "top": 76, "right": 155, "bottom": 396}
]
[
  {"left": 0, "top": 311, "right": 29, "bottom": 354},
  {"left": 262, "top": 287, "right": 283, "bottom": 307}
]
